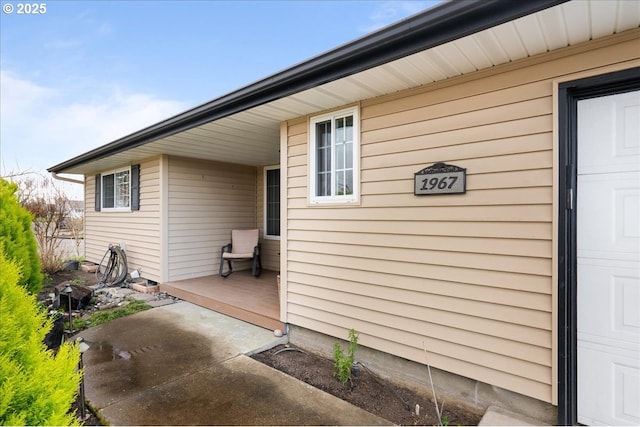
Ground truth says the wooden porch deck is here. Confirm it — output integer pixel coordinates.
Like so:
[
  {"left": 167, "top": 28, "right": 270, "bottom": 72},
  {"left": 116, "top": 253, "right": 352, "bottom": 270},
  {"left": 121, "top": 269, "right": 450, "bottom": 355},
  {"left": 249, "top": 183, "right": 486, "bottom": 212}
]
[{"left": 160, "top": 270, "right": 283, "bottom": 331}]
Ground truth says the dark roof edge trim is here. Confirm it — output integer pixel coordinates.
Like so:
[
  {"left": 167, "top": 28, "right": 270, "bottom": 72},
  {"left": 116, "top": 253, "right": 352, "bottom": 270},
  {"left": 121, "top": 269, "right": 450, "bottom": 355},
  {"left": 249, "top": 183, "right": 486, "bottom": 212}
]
[{"left": 49, "top": 0, "right": 567, "bottom": 173}]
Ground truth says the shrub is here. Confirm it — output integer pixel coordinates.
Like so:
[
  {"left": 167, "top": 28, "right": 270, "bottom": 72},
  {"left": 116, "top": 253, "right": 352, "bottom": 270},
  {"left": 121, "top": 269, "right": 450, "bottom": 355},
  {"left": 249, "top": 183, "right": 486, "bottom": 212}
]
[
  {"left": 0, "top": 178, "right": 43, "bottom": 294},
  {"left": 0, "top": 245, "right": 81, "bottom": 426},
  {"left": 17, "top": 177, "right": 74, "bottom": 274}
]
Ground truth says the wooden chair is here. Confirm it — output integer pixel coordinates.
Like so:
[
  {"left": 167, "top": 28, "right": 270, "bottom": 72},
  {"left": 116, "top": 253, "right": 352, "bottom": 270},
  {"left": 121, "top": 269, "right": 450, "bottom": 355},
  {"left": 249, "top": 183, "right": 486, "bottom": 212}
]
[{"left": 219, "top": 229, "right": 262, "bottom": 277}]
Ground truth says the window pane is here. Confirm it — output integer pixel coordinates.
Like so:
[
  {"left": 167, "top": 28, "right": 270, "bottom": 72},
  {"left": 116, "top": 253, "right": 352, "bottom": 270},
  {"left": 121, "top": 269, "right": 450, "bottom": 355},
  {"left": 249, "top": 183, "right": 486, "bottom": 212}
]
[
  {"left": 338, "top": 115, "right": 353, "bottom": 144},
  {"left": 335, "top": 170, "right": 345, "bottom": 195},
  {"left": 345, "top": 140, "right": 353, "bottom": 168},
  {"left": 333, "top": 114, "right": 353, "bottom": 196},
  {"left": 345, "top": 170, "right": 353, "bottom": 195},
  {"left": 316, "top": 120, "right": 331, "bottom": 197},
  {"left": 317, "top": 172, "right": 330, "bottom": 197},
  {"left": 266, "top": 169, "right": 280, "bottom": 236},
  {"left": 336, "top": 140, "right": 344, "bottom": 169},
  {"left": 103, "top": 174, "right": 115, "bottom": 208},
  {"left": 336, "top": 117, "right": 344, "bottom": 144},
  {"left": 115, "top": 170, "right": 130, "bottom": 208}
]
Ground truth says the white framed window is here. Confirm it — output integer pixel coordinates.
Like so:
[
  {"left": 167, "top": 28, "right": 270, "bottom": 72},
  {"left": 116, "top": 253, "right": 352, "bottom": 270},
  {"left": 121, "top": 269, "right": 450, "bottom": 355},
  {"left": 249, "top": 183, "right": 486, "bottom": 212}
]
[
  {"left": 309, "top": 106, "right": 359, "bottom": 204},
  {"left": 264, "top": 165, "right": 280, "bottom": 239},
  {"left": 101, "top": 167, "right": 131, "bottom": 211},
  {"left": 95, "top": 164, "right": 140, "bottom": 212}
]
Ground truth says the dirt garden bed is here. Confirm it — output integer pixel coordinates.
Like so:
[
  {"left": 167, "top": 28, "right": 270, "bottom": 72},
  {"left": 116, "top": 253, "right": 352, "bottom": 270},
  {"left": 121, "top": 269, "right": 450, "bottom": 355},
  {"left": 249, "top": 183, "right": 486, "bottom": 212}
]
[{"left": 252, "top": 344, "right": 483, "bottom": 425}]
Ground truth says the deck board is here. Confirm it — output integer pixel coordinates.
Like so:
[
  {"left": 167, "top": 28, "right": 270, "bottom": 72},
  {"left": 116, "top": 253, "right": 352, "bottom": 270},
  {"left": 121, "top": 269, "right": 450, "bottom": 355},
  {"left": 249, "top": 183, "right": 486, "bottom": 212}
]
[{"left": 160, "top": 270, "right": 283, "bottom": 331}]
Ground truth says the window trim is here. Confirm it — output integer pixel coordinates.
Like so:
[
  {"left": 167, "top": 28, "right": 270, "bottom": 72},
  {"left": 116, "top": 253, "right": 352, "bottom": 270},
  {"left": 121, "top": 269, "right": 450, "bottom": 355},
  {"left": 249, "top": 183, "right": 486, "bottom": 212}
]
[
  {"left": 309, "top": 106, "right": 360, "bottom": 204},
  {"left": 100, "top": 166, "right": 132, "bottom": 212},
  {"left": 263, "top": 165, "right": 281, "bottom": 240}
]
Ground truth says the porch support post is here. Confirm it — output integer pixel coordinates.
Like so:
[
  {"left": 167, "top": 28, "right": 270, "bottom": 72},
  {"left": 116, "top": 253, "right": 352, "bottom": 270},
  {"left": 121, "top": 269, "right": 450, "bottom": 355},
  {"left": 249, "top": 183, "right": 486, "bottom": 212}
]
[{"left": 279, "top": 121, "right": 289, "bottom": 325}]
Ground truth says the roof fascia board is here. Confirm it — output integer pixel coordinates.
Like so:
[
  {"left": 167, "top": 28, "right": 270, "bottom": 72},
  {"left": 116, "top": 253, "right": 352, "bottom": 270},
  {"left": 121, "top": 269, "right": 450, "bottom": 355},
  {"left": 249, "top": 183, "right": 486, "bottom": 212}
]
[{"left": 49, "top": 0, "right": 567, "bottom": 173}]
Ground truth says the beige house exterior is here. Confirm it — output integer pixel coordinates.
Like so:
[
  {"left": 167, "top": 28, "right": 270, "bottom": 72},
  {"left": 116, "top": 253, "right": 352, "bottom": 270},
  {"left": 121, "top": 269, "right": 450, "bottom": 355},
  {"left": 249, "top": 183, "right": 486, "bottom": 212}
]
[
  {"left": 282, "top": 30, "right": 638, "bottom": 408},
  {"left": 50, "top": 1, "right": 640, "bottom": 424},
  {"left": 84, "top": 157, "right": 281, "bottom": 284}
]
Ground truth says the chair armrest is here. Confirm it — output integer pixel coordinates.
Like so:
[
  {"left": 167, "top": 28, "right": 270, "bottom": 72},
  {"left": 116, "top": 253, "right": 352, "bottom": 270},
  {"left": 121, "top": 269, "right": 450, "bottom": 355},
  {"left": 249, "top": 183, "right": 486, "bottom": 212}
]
[
  {"left": 253, "top": 243, "right": 261, "bottom": 256},
  {"left": 221, "top": 243, "right": 232, "bottom": 253}
]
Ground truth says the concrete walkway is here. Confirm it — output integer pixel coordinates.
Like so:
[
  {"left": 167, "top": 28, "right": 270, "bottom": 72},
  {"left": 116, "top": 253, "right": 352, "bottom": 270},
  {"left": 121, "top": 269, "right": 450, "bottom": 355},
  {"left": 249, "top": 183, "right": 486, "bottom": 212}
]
[
  {"left": 77, "top": 302, "right": 390, "bottom": 425},
  {"left": 479, "top": 406, "right": 550, "bottom": 426}
]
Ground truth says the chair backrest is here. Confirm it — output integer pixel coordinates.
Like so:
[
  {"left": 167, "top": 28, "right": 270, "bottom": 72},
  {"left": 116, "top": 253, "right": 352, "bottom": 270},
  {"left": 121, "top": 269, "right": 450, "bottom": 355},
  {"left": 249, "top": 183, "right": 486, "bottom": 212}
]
[{"left": 231, "top": 229, "right": 259, "bottom": 254}]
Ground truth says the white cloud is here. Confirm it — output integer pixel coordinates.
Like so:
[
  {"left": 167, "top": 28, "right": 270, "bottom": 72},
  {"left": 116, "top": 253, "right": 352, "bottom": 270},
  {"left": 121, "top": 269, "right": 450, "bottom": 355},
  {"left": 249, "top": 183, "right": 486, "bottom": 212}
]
[
  {"left": 0, "top": 70, "right": 187, "bottom": 178},
  {"left": 360, "top": 1, "right": 439, "bottom": 33}
]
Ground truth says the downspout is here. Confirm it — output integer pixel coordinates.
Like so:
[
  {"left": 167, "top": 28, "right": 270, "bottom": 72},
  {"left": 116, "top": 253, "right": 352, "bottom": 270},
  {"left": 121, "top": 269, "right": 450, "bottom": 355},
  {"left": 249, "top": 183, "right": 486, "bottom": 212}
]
[{"left": 51, "top": 171, "right": 84, "bottom": 185}]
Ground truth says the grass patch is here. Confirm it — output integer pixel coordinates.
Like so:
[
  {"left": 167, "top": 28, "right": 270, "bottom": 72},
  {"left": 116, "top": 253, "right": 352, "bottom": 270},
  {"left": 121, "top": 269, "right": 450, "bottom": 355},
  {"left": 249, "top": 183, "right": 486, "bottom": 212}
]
[{"left": 69, "top": 299, "right": 152, "bottom": 330}]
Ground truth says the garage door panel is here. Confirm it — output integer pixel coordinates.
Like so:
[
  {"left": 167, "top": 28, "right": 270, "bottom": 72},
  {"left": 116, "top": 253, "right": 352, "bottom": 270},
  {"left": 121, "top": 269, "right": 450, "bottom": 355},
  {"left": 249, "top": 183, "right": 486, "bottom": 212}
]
[
  {"left": 577, "top": 260, "right": 640, "bottom": 347},
  {"left": 618, "top": 101, "right": 640, "bottom": 157},
  {"left": 578, "top": 91, "right": 640, "bottom": 175},
  {"left": 577, "top": 89, "right": 640, "bottom": 426},
  {"left": 577, "top": 172, "right": 640, "bottom": 260},
  {"left": 577, "top": 345, "right": 640, "bottom": 426}
]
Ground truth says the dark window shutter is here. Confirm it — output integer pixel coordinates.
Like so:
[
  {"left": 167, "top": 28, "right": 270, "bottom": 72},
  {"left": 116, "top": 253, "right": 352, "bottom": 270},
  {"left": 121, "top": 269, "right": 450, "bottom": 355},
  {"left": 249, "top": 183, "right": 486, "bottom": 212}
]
[
  {"left": 95, "top": 174, "right": 101, "bottom": 211},
  {"left": 131, "top": 164, "right": 140, "bottom": 211}
]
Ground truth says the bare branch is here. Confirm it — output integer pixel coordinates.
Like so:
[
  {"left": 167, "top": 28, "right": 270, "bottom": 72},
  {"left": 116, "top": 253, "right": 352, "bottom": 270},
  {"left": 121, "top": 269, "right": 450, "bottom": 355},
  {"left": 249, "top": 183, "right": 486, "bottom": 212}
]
[{"left": 12, "top": 175, "right": 83, "bottom": 273}]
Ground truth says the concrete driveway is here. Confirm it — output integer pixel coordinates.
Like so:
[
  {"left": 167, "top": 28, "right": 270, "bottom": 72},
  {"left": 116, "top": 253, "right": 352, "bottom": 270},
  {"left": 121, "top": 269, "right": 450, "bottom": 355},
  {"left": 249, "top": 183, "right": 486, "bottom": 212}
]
[{"left": 77, "top": 301, "right": 390, "bottom": 425}]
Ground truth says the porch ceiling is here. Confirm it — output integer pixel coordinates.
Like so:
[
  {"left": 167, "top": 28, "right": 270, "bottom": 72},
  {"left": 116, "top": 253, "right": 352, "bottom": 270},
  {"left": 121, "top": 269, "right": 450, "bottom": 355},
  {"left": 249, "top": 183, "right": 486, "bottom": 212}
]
[{"left": 52, "top": 0, "right": 639, "bottom": 175}]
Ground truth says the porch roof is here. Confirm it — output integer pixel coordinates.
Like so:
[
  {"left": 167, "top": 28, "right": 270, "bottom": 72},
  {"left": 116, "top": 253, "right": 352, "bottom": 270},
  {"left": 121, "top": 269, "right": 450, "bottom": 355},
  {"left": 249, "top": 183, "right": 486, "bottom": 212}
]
[{"left": 48, "top": 0, "right": 639, "bottom": 175}]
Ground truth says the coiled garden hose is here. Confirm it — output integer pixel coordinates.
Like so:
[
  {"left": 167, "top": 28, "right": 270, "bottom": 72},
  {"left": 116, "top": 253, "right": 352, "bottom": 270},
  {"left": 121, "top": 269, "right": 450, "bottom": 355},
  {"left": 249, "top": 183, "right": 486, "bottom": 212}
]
[{"left": 96, "top": 244, "right": 128, "bottom": 287}]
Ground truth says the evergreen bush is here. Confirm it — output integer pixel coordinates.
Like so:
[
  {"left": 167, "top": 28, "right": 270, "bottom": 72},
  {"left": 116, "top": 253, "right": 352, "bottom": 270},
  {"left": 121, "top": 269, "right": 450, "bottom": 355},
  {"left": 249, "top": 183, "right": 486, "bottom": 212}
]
[
  {"left": 0, "top": 178, "right": 43, "bottom": 294},
  {"left": 0, "top": 245, "right": 81, "bottom": 426}
]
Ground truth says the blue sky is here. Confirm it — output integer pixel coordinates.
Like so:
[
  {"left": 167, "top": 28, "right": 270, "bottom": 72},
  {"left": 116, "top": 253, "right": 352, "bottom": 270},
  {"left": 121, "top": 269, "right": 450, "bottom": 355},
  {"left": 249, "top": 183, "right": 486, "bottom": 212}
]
[{"left": 1, "top": 0, "right": 439, "bottom": 195}]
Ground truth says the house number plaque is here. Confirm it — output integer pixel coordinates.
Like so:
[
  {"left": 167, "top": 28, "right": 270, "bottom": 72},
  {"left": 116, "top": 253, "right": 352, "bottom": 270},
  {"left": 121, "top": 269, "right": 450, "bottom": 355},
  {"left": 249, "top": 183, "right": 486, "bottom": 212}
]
[{"left": 414, "top": 163, "right": 466, "bottom": 195}]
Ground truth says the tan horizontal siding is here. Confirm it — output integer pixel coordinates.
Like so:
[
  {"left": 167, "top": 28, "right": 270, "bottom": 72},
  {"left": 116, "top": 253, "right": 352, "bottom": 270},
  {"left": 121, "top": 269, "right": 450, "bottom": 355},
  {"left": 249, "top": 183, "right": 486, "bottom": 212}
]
[
  {"left": 287, "top": 269, "right": 551, "bottom": 315},
  {"left": 361, "top": 150, "right": 553, "bottom": 179},
  {"left": 288, "top": 241, "right": 551, "bottom": 276},
  {"left": 363, "top": 132, "right": 552, "bottom": 167},
  {"left": 166, "top": 156, "right": 257, "bottom": 281},
  {"left": 361, "top": 80, "right": 552, "bottom": 130},
  {"left": 287, "top": 255, "right": 549, "bottom": 295},
  {"left": 290, "top": 186, "right": 553, "bottom": 207},
  {"left": 288, "top": 219, "right": 551, "bottom": 240},
  {"left": 84, "top": 157, "right": 162, "bottom": 283},
  {"left": 286, "top": 312, "right": 552, "bottom": 403},
  {"left": 288, "top": 291, "right": 550, "bottom": 369},
  {"left": 284, "top": 33, "right": 639, "bottom": 403},
  {"left": 288, "top": 230, "right": 550, "bottom": 258},
  {"left": 288, "top": 205, "right": 552, "bottom": 222},
  {"left": 287, "top": 273, "right": 551, "bottom": 334},
  {"left": 361, "top": 97, "right": 551, "bottom": 145}
]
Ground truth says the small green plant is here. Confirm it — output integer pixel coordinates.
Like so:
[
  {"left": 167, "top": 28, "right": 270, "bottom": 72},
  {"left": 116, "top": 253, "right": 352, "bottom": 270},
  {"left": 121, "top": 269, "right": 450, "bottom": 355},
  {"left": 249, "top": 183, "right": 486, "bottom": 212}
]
[
  {"left": 70, "top": 299, "right": 152, "bottom": 331},
  {"left": 441, "top": 414, "right": 449, "bottom": 426},
  {"left": 333, "top": 328, "right": 358, "bottom": 384}
]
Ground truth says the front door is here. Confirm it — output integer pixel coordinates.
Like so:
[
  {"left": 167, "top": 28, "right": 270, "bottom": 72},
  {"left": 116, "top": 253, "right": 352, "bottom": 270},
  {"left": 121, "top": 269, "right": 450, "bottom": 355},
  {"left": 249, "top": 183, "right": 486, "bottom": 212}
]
[{"left": 576, "top": 90, "right": 640, "bottom": 425}]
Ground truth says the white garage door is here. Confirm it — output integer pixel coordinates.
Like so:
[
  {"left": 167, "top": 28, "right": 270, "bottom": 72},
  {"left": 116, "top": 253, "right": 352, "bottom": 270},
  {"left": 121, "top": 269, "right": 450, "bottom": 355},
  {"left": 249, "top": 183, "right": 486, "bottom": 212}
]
[{"left": 577, "top": 90, "right": 640, "bottom": 425}]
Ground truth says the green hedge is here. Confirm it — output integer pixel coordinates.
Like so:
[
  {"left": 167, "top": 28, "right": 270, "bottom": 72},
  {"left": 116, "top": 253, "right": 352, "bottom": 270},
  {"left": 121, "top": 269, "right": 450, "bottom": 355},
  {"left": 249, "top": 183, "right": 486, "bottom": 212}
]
[
  {"left": 0, "top": 246, "right": 81, "bottom": 426},
  {"left": 0, "top": 179, "right": 43, "bottom": 294}
]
